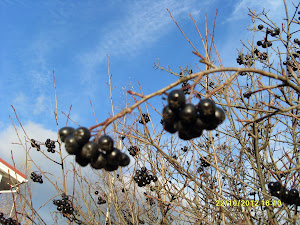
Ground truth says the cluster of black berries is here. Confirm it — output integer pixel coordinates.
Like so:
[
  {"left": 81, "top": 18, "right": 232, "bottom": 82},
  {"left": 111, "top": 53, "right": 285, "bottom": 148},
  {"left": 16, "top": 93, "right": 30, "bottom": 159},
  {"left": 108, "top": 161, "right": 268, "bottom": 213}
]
[
  {"left": 283, "top": 58, "right": 299, "bottom": 72},
  {"left": 258, "top": 24, "right": 280, "bottom": 36},
  {"left": 181, "top": 146, "right": 188, "bottom": 152},
  {"left": 258, "top": 52, "right": 268, "bottom": 61},
  {"left": 94, "top": 191, "right": 106, "bottom": 205},
  {"left": 162, "top": 90, "right": 226, "bottom": 140},
  {"left": 257, "top": 25, "right": 280, "bottom": 48},
  {"left": 128, "top": 146, "right": 139, "bottom": 157},
  {"left": 294, "top": 38, "right": 300, "bottom": 45},
  {"left": 133, "top": 167, "right": 158, "bottom": 187},
  {"left": 45, "top": 139, "right": 56, "bottom": 153},
  {"left": 257, "top": 40, "right": 272, "bottom": 48},
  {"left": 253, "top": 48, "right": 268, "bottom": 61},
  {"left": 139, "top": 113, "right": 150, "bottom": 124},
  {"left": 200, "top": 157, "right": 210, "bottom": 167},
  {"left": 59, "top": 127, "right": 130, "bottom": 172},
  {"left": 30, "top": 172, "right": 43, "bottom": 184},
  {"left": 30, "top": 139, "right": 40, "bottom": 151},
  {"left": 0, "top": 213, "right": 20, "bottom": 225},
  {"left": 236, "top": 53, "right": 254, "bottom": 66},
  {"left": 179, "top": 69, "right": 193, "bottom": 77},
  {"left": 181, "top": 81, "right": 191, "bottom": 95},
  {"left": 97, "top": 197, "right": 106, "bottom": 205},
  {"left": 268, "top": 182, "right": 300, "bottom": 205},
  {"left": 265, "top": 26, "right": 281, "bottom": 37},
  {"left": 53, "top": 193, "right": 74, "bottom": 214},
  {"left": 291, "top": 51, "right": 300, "bottom": 59},
  {"left": 243, "top": 91, "right": 252, "bottom": 99}
]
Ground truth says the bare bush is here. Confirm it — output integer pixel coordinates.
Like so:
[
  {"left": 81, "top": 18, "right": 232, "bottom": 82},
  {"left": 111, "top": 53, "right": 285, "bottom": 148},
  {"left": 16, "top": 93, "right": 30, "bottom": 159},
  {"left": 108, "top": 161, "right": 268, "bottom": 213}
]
[{"left": 3, "top": 1, "right": 300, "bottom": 224}]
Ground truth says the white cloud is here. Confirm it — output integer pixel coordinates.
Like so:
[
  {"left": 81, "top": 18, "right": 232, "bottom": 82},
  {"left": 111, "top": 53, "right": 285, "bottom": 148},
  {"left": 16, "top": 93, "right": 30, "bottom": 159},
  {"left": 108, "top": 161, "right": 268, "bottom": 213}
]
[
  {"left": 228, "top": 0, "right": 284, "bottom": 22},
  {"left": 77, "top": 0, "right": 210, "bottom": 82},
  {"left": 0, "top": 121, "right": 61, "bottom": 169},
  {"left": 33, "top": 95, "right": 47, "bottom": 115},
  {"left": 11, "top": 92, "right": 53, "bottom": 118},
  {"left": 12, "top": 92, "right": 28, "bottom": 106}
]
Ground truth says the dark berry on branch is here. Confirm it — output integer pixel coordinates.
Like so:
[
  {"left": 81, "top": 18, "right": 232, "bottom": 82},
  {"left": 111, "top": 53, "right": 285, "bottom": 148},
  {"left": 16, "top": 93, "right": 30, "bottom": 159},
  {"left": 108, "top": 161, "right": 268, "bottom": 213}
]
[
  {"left": 214, "top": 106, "right": 226, "bottom": 125},
  {"left": 163, "top": 121, "right": 177, "bottom": 134},
  {"left": 178, "top": 130, "right": 194, "bottom": 140},
  {"left": 152, "top": 176, "right": 158, "bottom": 182},
  {"left": 194, "top": 117, "right": 217, "bottom": 131},
  {"left": 163, "top": 105, "right": 178, "bottom": 123},
  {"left": 31, "top": 139, "right": 36, "bottom": 147},
  {"left": 106, "top": 148, "right": 122, "bottom": 165},
  {"left": 74, "top": 127, "right": 91, "bottom": 145},
  {"left": 104, "top": 162, "right": 119, "bottom": 172},
  {"left": 271, "top": 30, "right": 276, "bottom": 37},
  {"left": 258, "top": 24, "right": 263, "bottom": 30},
  {"left": 98, "top": 135, "right": 114, "bottom": 152},
  {"left": 197, "top": 99, "right": 216, "bottom": 120},
  {"left": 243, "top": 92, "right": 251, "bottom": 99},
  {"left": 268, "top": 182, "right": 282, "bottom": 192},
  {"left": 119, "top": 153, "right": 130, "bottom": 167},
  {"left": 65, "top": 134, "right": 82, "bottom": 155},
  {"left": 90, "top": 152, "right": 107, "bottom": 169},
  {"left": 280, "top": 188, "right": 290, "bottom": 203},
  {"left": 141, "top": 166, "right": 147, "bottom": 172},
  {"left": 179, "top": 103, "right": 197, "bottom": 124},
  {"left": 80, "top": 141, "right": 98, "bottom": 160},
  {"left": 128, "top": 146, "right": 139, "bottom": 157},
  {"left": 181, "top": 146, "right": 188, "bottom": 152},
  {"left": 75, "top": 155, "right": 90, "bottom": 167},
  {"left": 267, "top": 41, "right": 272, "bottom": 47},
  {"left": 168, "top": 90, "right": 186, "bottom": 110},
  {"left": 288, "top": 189, "right": 299, "bottom": 204},
  {"left": 59, "top": 127, "right": 75, "bottom": 142}
]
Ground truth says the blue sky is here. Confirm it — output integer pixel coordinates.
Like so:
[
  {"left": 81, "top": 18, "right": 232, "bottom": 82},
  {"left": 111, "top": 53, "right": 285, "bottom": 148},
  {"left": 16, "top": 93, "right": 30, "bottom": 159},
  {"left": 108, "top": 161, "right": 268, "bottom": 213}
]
[
  {"left": 0, "top": 0, "right": 294, "bottom": 223},
  {"left": 0, "top": 0, "right": 289, "bottom": 131}
]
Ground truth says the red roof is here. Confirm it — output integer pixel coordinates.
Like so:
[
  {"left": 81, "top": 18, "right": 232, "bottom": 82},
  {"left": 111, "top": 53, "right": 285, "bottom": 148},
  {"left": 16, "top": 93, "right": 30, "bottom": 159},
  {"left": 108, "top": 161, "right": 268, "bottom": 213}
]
[{"left": 0, "top": 157, "right": 26, "bottom": 179}]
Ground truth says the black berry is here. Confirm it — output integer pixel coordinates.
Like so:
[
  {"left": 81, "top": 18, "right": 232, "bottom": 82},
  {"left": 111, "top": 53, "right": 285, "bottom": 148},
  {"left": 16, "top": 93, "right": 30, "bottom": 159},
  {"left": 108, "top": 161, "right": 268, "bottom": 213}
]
[
  {"left": 65, "top": 134, "right": 82, "bottom": 155},
  {"left": 98, "top": 135, "right": 114, "bottom": 152},
  {"left": 168, "top": 90, "right": 186, "bottom": 110},
  {"left": 74, "top": 127, "right": 91, "bottom": 145},
  {"left": 59, "top": 127, "right": 75, "bottom": 142},
  {"left": 258, "top": 24, "right": 263, "bottom": 30}
]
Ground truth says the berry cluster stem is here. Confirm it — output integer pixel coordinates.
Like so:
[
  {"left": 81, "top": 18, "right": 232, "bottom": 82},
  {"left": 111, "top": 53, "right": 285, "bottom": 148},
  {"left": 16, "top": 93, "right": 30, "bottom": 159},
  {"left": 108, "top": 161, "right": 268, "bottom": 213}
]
[{"left": 90, "top": 67, "right": 300, "bottom": 140}]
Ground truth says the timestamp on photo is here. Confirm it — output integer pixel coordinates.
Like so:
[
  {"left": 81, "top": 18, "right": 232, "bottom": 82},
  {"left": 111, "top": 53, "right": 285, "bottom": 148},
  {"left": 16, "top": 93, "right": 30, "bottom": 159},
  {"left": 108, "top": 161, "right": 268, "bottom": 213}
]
[{"left": 216, "top": 199, "right": 282, "bottom": 207}]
